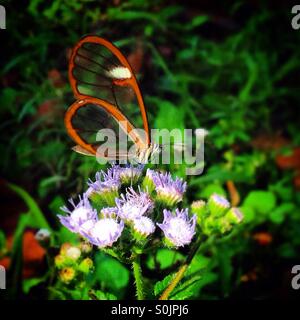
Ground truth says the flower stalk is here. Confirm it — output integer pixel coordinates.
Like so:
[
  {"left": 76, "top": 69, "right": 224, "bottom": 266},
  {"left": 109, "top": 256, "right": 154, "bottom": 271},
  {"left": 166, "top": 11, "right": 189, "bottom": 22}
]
[{"left": 132, "top": 256, "right": 145, "bottom": 300}]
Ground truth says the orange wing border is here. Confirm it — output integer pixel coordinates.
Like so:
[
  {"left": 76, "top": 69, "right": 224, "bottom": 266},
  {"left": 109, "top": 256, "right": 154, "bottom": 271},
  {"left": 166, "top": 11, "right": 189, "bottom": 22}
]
[{"left": 64, "top": 97, "right": 146, "bottom": 156}]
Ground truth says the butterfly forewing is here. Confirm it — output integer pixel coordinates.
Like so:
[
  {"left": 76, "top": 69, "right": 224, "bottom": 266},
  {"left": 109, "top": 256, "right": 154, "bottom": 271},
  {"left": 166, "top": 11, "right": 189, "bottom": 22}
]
[{"left": 68, "top": 36, "right": 150, "bottom": 145}]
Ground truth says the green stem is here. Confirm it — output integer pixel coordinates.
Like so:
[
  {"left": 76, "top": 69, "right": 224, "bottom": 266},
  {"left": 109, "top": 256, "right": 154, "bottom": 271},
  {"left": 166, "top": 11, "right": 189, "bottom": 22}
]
[
  {"left": 132, "top": 256, "right": 145, "bottom": 300},
  {"left": 159, "top": 235, "right": 209, "bottom": 300}
]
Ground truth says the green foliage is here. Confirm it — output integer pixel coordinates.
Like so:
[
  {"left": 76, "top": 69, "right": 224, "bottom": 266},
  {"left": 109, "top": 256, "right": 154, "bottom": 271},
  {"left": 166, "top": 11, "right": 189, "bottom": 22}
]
[
  {"left": 243, "top": 190, "right": 276, "bottom": 215},
  {"left": 95, "top": 252, "right": 130, "bottom": 298},
  {"left": 147, "top": 249, "right": 184, "bottom": 270}
]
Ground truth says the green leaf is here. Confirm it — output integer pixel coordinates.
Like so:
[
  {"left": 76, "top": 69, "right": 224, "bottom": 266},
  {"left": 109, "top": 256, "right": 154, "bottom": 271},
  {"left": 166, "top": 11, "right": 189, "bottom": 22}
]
[
  {"left": 147, "top": 249, "right": 184, "bottom": 270},
  {"left": 154, "top": 273, "right": 175, "bottom": 296},
  {"left": 239, "top": 206, "right": 255, "bottom": 223},
  {"left": 92, "top": 290, "right": 117, "bottom": 300},
  {"left": 8, "top": 183, "right": 51, "bottom": 229},
  {"left": 38, "top": 176, "right": 66, "bottom": 198},
  {"left": 190, "top": 15, "right": 209, "bottom": 28},
  {"left": 196, "top": 271, "right": 218, "bottom": 294},
  {"left": 186, "top": 254, "right": 211, "bottom": 276},
  {"left": 9, "top": 214, "right": 30, "bottom": 297},
  {"left": 23, "top": 277, "right": 46, "bottom": 294},
  {"left": 242, "top": 190, "right": 276, "bottom": 215},
  {"left": 57, "top": 227, "right": 79, "bottom": 244},
  {"left": 217, "top": 245, "right": 234, "bottom": 297},
  {"left": 170, "top": 275, "right": 202, "bottom": 300},
  {"left": 269, "top": 202, "right": 295, "bottom": 224},
  {"left": 0, "top": 88, "right": 17, "bottom": 115},
  {"left": 277, "top": 243, "right": 297, "bottom": 258},
  {"left": 95, "top": 252, "right": 130, "bottom": 296},
  {"left": 0, "top": 230, "right": 6, "bottom": 251},
  {"left": 49, "top": 196, "right": 65, "bottom": 214},
  {"left": 154, "top": 100, "right": 185, "bottom": 132},
  {"left": 198, "top": 183, "right": 227, "bottom": 199}
]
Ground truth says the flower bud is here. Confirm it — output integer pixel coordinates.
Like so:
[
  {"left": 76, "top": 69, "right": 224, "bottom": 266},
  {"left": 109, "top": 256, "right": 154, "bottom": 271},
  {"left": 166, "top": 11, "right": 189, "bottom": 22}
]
[
  {"left": 79, "top": 242, "right": 93, "bottom": 254},
  {"left": 60, "top": 243, "right": 71, "bottom": 255},
  {"left": 119, "top": 165, "right": 143, "bottom": 185},
  {"left": 191, "top": 200, "right": 207, "bottom": 224},
  {"left": 216, "top": 217, "right": 232, "bottom": 234},
  {"left": 208, "top": 194, "right": 230, "bottom": 218},
  {"left": 54, "top": 254, "right": 65, "bottom": 269},
  {"left": 65, "top": 246, "right": 81, "bottom": 261},
  {"left": 90, "top": 189, "right": 119, "bottom": 208},
  {"left": 153, "top": 172, "right": 187, "bottom": 207},
  {"left": 87, "top": 169, "right": 120, "bottom": 207},
  {"left": 59, "top": 267, "right": 76, "bottom": 283},
  {"left": 225, "top": 207, "right": 244, "bottom": 225},
  {"left": 142, "top": 169, "right": 156, "bottom": 194},
  {"left": 78, "top": 258, "right": 94, "bottom": 274},
  {"left": 35, "top": 229, "right": 51, "bottom": 248}
]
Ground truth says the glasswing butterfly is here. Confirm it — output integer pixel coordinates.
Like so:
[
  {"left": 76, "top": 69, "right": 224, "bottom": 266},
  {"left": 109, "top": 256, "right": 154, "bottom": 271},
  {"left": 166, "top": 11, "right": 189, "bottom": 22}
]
[{"left": 65, "top": 35, "right": 161, "bottom": 163}]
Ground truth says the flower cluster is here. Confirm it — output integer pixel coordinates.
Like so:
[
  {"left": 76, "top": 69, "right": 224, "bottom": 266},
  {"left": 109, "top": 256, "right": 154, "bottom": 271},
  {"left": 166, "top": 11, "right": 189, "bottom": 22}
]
[
  {"left": 54, "top": 243, "right": 93, "bottom": 284},
  {"left": 58, "top": 165, "right": 243, "bottom": 255},
  {"left": 191, "top": 193, "right": 244, "bottom": 235},
  {"left": 58, "top": 165, "right": 194, "bottom": 250}
]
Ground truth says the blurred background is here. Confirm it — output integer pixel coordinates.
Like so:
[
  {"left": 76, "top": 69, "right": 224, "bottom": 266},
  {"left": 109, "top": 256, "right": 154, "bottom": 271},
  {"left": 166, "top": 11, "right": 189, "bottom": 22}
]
[{"left": 0, "top": 0, "right": 300, "bottom": 299}]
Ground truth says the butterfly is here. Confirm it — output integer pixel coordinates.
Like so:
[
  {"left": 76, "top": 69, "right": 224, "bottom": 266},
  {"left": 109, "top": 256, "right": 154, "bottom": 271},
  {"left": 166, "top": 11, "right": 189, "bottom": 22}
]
[{"left": 64, "top": 35, "right": 161, "bottom": 164}]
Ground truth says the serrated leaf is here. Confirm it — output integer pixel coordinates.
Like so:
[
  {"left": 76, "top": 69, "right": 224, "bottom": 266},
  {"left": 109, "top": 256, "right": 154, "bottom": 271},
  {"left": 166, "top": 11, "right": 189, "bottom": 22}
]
[
  {"left": 154, "top": 273, "right": 175, "bottom": 296},
  {"left": 92, "top": 290, "right": 117, "bottom": 300},
  {"left": 170, "top": 290, "right": 194, "bottom": 300},
  {"left": 170, "top": 275, "right": 202, "bottom": 300}
]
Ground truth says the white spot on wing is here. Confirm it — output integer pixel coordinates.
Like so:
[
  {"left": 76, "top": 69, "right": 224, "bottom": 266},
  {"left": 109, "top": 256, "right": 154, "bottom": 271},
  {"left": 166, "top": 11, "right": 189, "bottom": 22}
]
[{"left": 108, "top": 66, "right": 131, "bottom": 80}]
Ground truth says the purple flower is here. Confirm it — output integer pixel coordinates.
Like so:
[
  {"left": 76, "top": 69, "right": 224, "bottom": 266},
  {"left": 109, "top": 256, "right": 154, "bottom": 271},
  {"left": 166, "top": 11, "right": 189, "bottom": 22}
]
[
  {"left": 58, "top": 195, "right": 98, "bottom": 235},
  {"left": 86, "top": 166, "right": 120, "bottom": 196},
  {"left": 210, "top": 194, "right": 230, "bottom": 207},
  {"left": 84, "top": 218, "right": 124, "bottom": 248},
  {"left": 151, "top": 171, "right": 187, "bottom": 206},
  {"left": 133, "top": 216, "right": 156, "bottom": 237},
  {"left": 158, "top": 208, "right": 196, "bottom": 247},
  {"left": 116, "top": 187, "right": 154, "bottom": 221}
]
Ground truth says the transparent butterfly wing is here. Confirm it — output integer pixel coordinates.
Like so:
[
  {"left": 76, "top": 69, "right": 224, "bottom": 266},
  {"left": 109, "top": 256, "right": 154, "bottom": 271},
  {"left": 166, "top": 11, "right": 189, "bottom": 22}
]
[
  {"left": 68, "top": 36, "right": 150, "bottom": 146},
  {"left": 64, "top": 99, "right": 144, "bottom": 160}
]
